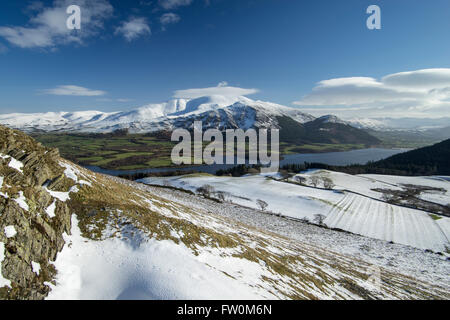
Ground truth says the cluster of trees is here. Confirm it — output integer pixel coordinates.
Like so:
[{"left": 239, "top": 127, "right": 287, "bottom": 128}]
[
  {"left": 195, "top": 184, "right": 270, "bottom": 211},
  {"left": 87, "top": 128, "right": 129, "bottom": 138},
  {"left": 119, "top": 170, "right": 197, "bottom": 181},
  {"left": 292, "top": 175, "right": 335, "bottom": 189},
  {"left": 215, "top": 164, "right": 262, "bottom": 177},
  {"left": 297, "top": 161, "right": 443, "bottom": 176},
  {"left": 196, "top": 184, "right": 229, "bottom": 202}
]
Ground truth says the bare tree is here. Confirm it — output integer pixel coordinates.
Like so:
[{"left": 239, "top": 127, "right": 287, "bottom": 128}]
[
  {"left": 381, "top": 192, "right": 392, "bottom": 203},
  {"left": 216, "top": 192, "right": 226, "bottom": 202},
  {"left": 300, "top": 217, "right": 310, "bottom": 224},
  {"left": 294, "top": 176, "right": 307, "bottom": 185},
  {"left": 197, "top": 184, "right": 215, "bottom": 197},
  {"left": 310, "top": 176, "right": 320, "bottom": 188},
  {"left": 256, "top": 199, "right": 268, "bottom": 211},
  {"left": 322, "top": 177, "right": 335, "bottom": 190},
  {"left": 313, "top": 214, "right": 326, "bottom": 226}
]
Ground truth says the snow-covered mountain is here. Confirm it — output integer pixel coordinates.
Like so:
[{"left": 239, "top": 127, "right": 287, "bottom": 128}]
[
  {"left": 348, "top": 117, "right": 450, "bottom": 131},
  {"left": 0, "top": 95, "right": 315, "bottom": 133},
  {"left": 0, "top": 96, "right": 384, "bottom": 146},
  {"left": 314, "top": 115, "right": 349, "bottom": 125}
]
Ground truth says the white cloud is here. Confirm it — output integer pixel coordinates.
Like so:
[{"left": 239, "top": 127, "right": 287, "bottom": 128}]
[
  {"left": 115, "top": 17, "right": 151, "bottom": 41},
  {"left": 173, "top": 84, "right": 259, "bottom": 99},
  {"left": 0, "top": 0, "right": 113, "bottom": 49},
  {"left": 42, "top": 85, "right": 106, "bottom": 96},
  {"left": 382, "top": 68, "right": 450, "bottom": 90},
  {"left": 116, "top": 98, "right": 134, "bottom": 102},
  {"left": 293, "top": 68, "right": 450, "bottom": 118},
  {"left": 159, "top": 0, "right": 193, "bottom": 10},
  {"left": 160, "top": 13, "right": 181, "bottom": 28}
]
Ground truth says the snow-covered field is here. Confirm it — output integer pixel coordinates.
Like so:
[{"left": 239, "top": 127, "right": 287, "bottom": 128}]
[
  {"left": 140, "top": 172, "right": 450, "bottom": 252},
  {"left": 134, "top": 181, "right": 450, "bottom": 290},
  {"left": 294, "top": 170, "right": 403, "bottom": 199},
  {"left": 294, "top": 170, "right": 450, "bottom": 205},
  {"left": 324, "top": 192, "right": 447, "bottom": 251},
  {"left": 360, "top": 174, "right": 450, "bottom": 206}
]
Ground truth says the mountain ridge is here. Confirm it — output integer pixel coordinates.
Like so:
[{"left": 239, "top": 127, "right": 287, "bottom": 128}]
[
  {"left": 0, "top": 95, "right": 379, "bottom": 147},
  {"left": 0, "top": 95, "right": 314, "bottom": 133}
]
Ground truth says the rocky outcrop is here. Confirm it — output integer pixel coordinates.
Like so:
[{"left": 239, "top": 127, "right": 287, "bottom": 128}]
[{"left": 0, "top": 126, "right": 73, "bottom": 299}]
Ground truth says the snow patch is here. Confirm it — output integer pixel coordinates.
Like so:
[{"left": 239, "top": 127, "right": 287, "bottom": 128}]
[
  {"left": 45, "top": 201, "right": 56, "bottom": 218},
  {"left": 14, "top": 191, "right": 29, "bottom": 211},
  {"left": 44, "top": 185, "right": 79, "bottom": 202},
  {"left": 4, "top": 225, "right": 17, "bottom": 238},
  {"left": 0, "top": 176, "right": 7, "bottom": 199},
  {"left": 31, "top": 262, "right": 41, "bottom": 276},
  {"left": 0, "top": 242, "right": 11, "bottom": 288},
  {"left": 8, "top": 157, "right": 24, "bottom": 173},
  {"left": 0, "top": 154, "right": 23, "bottom": 173},
  {"left": 59, "top": 161, "right": 78, "bottom": 182},
  {"left": 78, "top": 180, "right": 92, "bottom": 187}
]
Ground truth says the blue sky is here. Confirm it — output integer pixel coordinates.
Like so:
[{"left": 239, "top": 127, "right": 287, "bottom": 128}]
[{"left": 0, "top": 0, "right": 450, "bottom": 118}]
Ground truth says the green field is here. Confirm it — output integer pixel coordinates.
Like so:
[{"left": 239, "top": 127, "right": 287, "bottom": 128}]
[
  {"left": 367, "top": 130, "right": 442, "bottom": 149},
  {"left": 33, "top": 132, "right": 176, "bottom": 170},
  {"left": 34, "top": 132, "right": 371, "bottom": 170},
  {"left": 280, "top": 142, "right": 366, "bottom": 154}
]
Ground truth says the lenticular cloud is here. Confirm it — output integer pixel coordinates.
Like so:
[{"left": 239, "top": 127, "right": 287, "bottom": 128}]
[{"left": 293, "top": 68, "right": 450, "bottom": 118}]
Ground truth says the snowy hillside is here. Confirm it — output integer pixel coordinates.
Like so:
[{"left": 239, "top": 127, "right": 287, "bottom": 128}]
[
  {"left": 315, "top": 115, "right": 349, "bottom": 125},
  {"left": 294, "top": 170, "right": 450, "bottom": 210},
  {"left": 0, "top": 95, "right": 315, "bottom": 133},
  {"left": 140, "top": 172, "right": 450, "bottom": 253},
  {"left": 2, "top": 125, "right": 449, "bottom": 300},
  {"left": 44, "top": 164, "right": 448, "bottom": 300}
]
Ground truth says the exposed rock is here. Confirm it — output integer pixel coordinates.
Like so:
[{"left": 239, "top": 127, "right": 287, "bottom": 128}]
[{"left": 0, "top": 126, "right": 72, "bottom": 299}]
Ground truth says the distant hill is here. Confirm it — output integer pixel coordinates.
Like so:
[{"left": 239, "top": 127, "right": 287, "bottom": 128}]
[
  {"left": 371, "top": 138, "right": 450, "bottom": 175},
  {"left": 277, "top": 115, "right": 380, "bottom": 146}
]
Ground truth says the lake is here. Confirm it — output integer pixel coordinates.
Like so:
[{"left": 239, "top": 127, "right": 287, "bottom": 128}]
[{"left": 86, "top": 148, "right": 409, "bottom": 176}]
